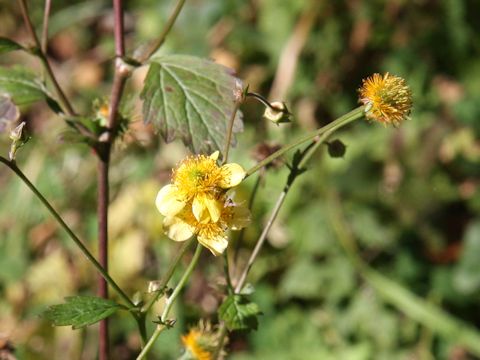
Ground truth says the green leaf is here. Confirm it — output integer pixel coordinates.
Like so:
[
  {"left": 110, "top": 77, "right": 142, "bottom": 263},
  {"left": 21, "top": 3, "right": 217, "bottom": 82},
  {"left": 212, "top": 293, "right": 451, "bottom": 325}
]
[
  {"left": 453, "top": 221, "right": 480, "bottom": 294},
  {"left": 0, "top": 67, "right": 50, "bottom": 105},
  {"left": 42, "top": 296, "right": 123, "bottom": 329},
  {"left": 141, "top": 55, "right": 243, "bottom": 155},
  {"left": 0, "top": 38, "right": 24, "bottom": 54},
  {"left": 363, "top": 267, "right": 480, "bottom": 356},
  {"left": 218, "top": 294, "right": 261, "bottom": 331}
]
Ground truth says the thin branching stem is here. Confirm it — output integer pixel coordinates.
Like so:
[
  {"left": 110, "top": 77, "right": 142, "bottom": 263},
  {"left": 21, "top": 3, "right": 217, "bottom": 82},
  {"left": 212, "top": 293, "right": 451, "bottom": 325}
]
[
  {"left": 141, "top": 238, "right": 194, "bottom": 313},
  {"left": 245, "top": 106, "right": 365, "bottom": 177},
  {"left": 95, "top": 1, "right": 128, "bottom": 358},
  {"left": 17, "top": 0, "right": 75, "bottom": 116},
  {"left": 136, "top": 244, "right": 203, "bottom": 360},
  {"left": 221, "top": 101, "right": 241, "bottom": 165},
  {"left": 40, "top": 0, "right": 51, "bottom": 54},
  {"left": 213, "top": 107, "right": 366, "bottom": 358},
  {"left": 136, "top": 0, "right": 187, "bottom": 63},
  {"left": 0, "top": 157, "right": 134, "bottom": 308}
]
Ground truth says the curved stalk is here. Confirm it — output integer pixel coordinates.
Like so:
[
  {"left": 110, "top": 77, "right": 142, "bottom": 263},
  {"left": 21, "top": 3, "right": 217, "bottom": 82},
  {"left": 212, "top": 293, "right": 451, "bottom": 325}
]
[
  {"left": 245, "top": 106, "right": 364, "bottom": 177},
  {"left": 0, "top": 157, "right": 134, "bottom": 308},
  {"left": 136, "top": 244, "right": 203, "bottom": 360},
  {"left": 18, "top": 0, "right": 76, "bottom": 116},
  {"left": 135, "top": 0, "right": 187, "bottom": 63},
  {"left": 213, "top": 108, "right": 361, "bottom": 358}
]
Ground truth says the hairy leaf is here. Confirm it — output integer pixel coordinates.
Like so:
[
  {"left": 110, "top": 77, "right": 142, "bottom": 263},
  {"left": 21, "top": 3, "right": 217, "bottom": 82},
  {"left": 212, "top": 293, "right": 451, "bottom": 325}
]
[
  {"left": 218, "top": 294, "right": 261, "bottom": 331},
  {"left": 0, "top": 67, "right": 51, "bottom": 105},
  {"left": 0, "top": 38, "right": 24, "bottom": 54},
  {"left": 141, "top": 55, "right": 243, "bottom": 155},
  {"left": 42, "top": 296, "right": 123, "bottom": 329}
]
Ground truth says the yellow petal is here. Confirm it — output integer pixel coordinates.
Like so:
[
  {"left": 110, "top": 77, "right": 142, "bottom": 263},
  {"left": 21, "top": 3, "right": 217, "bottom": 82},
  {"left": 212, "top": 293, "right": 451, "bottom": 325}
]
[
  {"left": 198, "top": 232, "right": 228, "bottom": 256},
  {"left": 228, "top": 205, "right": 251, "bottom": 230},
  {"left": 192, "top": 196, "right": 209, "bottom": 223},
  {"left": 192, "top": 195, "right": 222, "bottom": 223},
  {"left": 163, "top": 216, "right": 195, "bottom": 242},
  {"left": 155, "top": 184, "right": 186, "bottom": 217},
  {"left": 209, "top": 151, "right": 220, "bottom": 161},
  {"left": 219, "top": 163, "right": 246, "bottom": 188}
]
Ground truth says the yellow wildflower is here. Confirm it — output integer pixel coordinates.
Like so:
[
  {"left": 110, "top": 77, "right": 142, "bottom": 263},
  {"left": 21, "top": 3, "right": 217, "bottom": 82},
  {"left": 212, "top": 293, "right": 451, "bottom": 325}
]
[
  {"left": 163, "top": 197, "right": 250, "bottom": 256},
  {"left": 358, "top": 73, "right": 412, "bottom": 126},
  {"left": 180, "top": 323, "right": 220, "bottom": 360},
  {"left": 156, "top": 151, "right": 245, "bottom": 223}
]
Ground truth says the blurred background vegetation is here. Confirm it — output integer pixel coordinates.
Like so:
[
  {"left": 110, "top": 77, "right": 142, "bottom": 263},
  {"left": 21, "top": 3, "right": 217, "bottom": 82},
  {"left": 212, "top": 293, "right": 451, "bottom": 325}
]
[{"left": 1, "top": 0, "right": 480, "bottom": 359}]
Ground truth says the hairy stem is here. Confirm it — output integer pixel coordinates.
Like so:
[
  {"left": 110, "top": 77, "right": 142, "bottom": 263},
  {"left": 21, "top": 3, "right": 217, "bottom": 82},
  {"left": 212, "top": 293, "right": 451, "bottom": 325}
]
[
  {"left": 213, "top": 108, "right": 363, "bottom": 358},
  {"left": 245, "top": 106, "right": 364, "bottom": 177},
  {"left": 141, "top": 238, "right": 194, "bottom": 314},
  {"left": 40, "top": 0, "right": 51, "bottom": 54},
  {"left": 135, "top": 0, "right": 187, "bottom": 63},
  {"left": 95, "top": 1, "right": 128, "bottom": 358},
  {"left": 0, "top": 157, "right": 134, "bottom": 308},
  {"left": 221, "top": 101, "right": 241, "bottom": 165},
  {"left": 136, "top": 244, "right": 203, "bottom": 360},
  {"left": 17, "top": 0, "right": 75, "bottom": 116},
  {"left": 97, "top": 156, "right": 110, "bottom": 360}
]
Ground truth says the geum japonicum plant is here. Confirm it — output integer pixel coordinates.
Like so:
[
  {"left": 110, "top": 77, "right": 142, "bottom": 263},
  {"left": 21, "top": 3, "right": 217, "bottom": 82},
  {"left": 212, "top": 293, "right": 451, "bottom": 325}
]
[{"left": 6, "top": 1, "right": 479, "bottom": 359}]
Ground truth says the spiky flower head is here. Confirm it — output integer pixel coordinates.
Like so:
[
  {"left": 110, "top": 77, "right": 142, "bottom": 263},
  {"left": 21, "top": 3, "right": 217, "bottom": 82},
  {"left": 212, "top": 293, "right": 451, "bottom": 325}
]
[
  {"left": 358, "top": 73, "right": 412, "bottom": 126},
  {"left": 179, "top": 322, "right": 221, "bottom": 360}
]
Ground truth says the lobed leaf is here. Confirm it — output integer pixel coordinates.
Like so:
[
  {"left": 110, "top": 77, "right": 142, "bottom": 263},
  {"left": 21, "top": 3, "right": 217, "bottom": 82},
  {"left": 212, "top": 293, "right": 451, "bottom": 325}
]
[
  {"left": 141, "top": 54, "right": 243, "bottom": 155},
  {"left": 42, "top": 296, "right": 123, "bottom": 329},
  {"left": 218, "top": 294, "right": 261, "bottom": 332}
]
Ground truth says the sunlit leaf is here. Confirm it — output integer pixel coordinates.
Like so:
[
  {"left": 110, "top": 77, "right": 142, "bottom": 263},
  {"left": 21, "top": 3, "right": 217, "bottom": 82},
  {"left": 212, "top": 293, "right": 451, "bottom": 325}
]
[
  {"left": 141, "top": 55, "right": 243, "bottom": 155},
  {"left": 42, "top": 296, "right": 123, "bottom": 329}
]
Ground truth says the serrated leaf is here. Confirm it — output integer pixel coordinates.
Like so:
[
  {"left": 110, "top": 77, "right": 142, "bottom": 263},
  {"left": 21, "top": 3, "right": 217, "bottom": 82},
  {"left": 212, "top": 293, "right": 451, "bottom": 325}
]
[
  {"left": 0, "top": 66, "right": 50, "bottom": 105},
  {"left": 0, "top": 38, "right": 24, "bottom": 54},
  {"left": 42, "top": 296, "right": 123, "bottom": 329},
  {"left": 141, "top": 55, "right": 243, "bottom": 155},
  {"left": 218, "top": 294, "right": 261, "bottom": 331}
]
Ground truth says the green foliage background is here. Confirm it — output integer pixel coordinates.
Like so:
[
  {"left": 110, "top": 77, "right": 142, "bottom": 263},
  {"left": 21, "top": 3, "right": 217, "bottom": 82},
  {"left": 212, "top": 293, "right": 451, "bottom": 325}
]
[{"left": 1, "top": 0, "right": 480, "bottom": 359}]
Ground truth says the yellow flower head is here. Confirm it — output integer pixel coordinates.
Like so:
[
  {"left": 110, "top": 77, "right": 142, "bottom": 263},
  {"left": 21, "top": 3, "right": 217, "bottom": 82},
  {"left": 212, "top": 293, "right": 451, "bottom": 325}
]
[
  {"left": 164, "top": 197, "right": 250, "bottom": 256},
  {"left": 156, "top": 151, "right": 246, "bottom": 223},
  {"left": 358, "top": 73, "right": 412, "bottom": 126},
  {"left": 156, "top": 152, "right": 249, "bottom": 255},
  {"left": 180, "top": 323, "right": 220, "bottom": 360}
]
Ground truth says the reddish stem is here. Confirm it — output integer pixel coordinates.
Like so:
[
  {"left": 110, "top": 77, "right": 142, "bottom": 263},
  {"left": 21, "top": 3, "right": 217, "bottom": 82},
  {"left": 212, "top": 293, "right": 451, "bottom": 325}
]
[
  {"left": 97, "top": 1, "right": 127, "bottom": 359},
  {"left": 97, "top": 155, "right": 110, "bottom": 360}
]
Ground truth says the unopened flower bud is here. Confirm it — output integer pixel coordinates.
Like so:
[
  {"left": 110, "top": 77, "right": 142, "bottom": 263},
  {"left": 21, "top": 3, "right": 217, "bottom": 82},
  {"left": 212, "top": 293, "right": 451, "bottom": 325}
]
[
  {"left": 263, "top": 101, "right": 291, "bottom": 124},
  {"left": 9, "top": 121, "right": 29, "bottom": 160},
  {"left": 9, "top": 121, "right": 26, "bottom": 142}
]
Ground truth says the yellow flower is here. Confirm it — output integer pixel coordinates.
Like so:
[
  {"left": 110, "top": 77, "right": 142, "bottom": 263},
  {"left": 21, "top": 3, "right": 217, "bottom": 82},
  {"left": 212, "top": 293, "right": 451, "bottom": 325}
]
[
  {"left": 156, "top": 151, "right": 245, "bottom": 223},
  {"left": 358, "top": 73, "right": 412, "bottom": 126},
  {"left": 163, "top": 197, "right": 250, "bottom": 256},
  {"left": 180, "top": 325, "right": 219, "bottom": 360}
]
